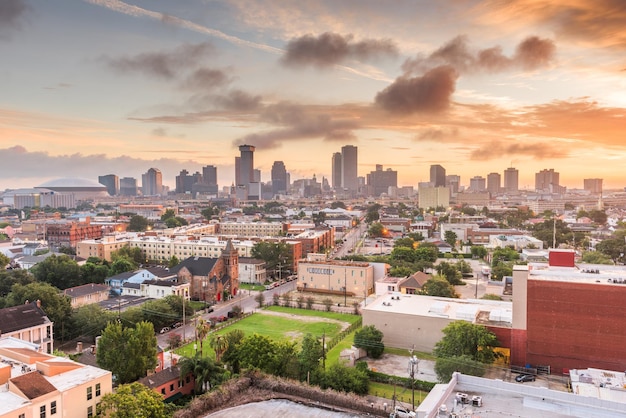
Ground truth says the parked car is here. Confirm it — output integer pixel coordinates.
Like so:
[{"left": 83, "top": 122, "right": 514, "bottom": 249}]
[
  {"left": 172, "top": 322, "right": 183, "bottom": 328},
  {"left": 159, "top": 327, "right": 170, "bottom": 334},
  {"left": 392, "top": 405, "right": 416, "bottom": 418},
  {"left": 515, "top": 374, "right": 536, "bottom": 383}
]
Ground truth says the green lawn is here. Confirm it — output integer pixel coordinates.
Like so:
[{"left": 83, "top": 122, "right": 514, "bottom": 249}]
[
  {"left": 212, "top": 312, "right": 343, "bottom": 344},
  {"left": 368, "top": 381, "right": 427, "bottom": 405},
  {"left": 239, "top": 283, "right": 266, "bottom": 291},
  {"left": 325, "top": 330, "right": 355, "bottom": 367},
  {"left": 264, "top": 306, "right": 361, "bottom": 324},
  {"left": 383, "top": 347, "right": 436, "bottom": 361}
]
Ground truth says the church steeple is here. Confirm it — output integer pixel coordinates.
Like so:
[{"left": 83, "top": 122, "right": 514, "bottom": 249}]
[{"left": 221, "top": 239, "right": 239, "bottom": 295}]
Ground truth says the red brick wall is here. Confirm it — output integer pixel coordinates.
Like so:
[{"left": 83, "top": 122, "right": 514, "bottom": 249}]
[
  {"left": 510, "top": 328, "right": 528, "bottom": 367},
  {"left": 526, "top": 279, "right": 626, "bottom": 373}
]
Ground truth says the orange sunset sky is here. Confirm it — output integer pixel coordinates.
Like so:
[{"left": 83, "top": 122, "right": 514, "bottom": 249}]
[{"left": 1, "top": 0, "right": 625, "bottom": 191}]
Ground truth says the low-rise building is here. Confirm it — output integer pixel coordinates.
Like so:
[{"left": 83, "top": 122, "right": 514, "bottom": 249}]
[
  {"left": 0, "top": 301, "right": 54, "bottom": 353},
  {"left": 0, "top": 338, "right": 112, "bottom": 418},
  {"left": 63, "top": 283, "right": 110, "bottom": 308},
  {"left": 238, "top": 258, "right": 267, "bottom": 284},
  {"left": 138, "top": 365, "right": 195, "bottom": 402},
  {"left": 297, "top": 255, "right": 375, "bottom": 297}
]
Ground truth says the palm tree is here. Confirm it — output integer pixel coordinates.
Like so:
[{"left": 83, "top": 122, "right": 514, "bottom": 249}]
[
  {"left": 210, "top": 334, "right": 229, "bottom": 362},
  {"left": 195, "top": 319, "right": 210, "bottom": 355},
  {"left": 178, "top": 354, "right": 223, "bottom": 394}
]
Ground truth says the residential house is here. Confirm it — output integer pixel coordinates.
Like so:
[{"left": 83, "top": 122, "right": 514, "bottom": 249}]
[
  {"left": 63, "top": 283, "right": 110, "bottom": 309},
  {"left": 0, "top": 301, "right": 53, "bottom": 353},
  {"left": 121, "top": 279, "right": 189, "bottom": 300},
  {"left": 138, "top": 365, "right": 195, "bottom": 402},
  {"left": 106, "top": 267, "right": 176, "bottom": 295},
  {"left": 398, "top": 271, "right": 431, "bottom": 294},
  {"left": 238, "top": 258, "right": 267, "bottom": 284}
]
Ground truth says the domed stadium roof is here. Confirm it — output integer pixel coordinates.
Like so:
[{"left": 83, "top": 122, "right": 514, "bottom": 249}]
[{"left": 38, "top": 178, "right": 107, "bottom": 191}]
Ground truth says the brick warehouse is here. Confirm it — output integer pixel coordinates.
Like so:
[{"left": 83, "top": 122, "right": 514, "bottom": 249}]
[{"left": 511, "top": 249, "right": 626, "bottom": 374}]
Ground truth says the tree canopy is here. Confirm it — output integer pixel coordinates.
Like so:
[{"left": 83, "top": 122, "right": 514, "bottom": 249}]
[
  {"left": 433, "top": 321, "right": 499, "bottom": 364},
  {"left": 97, "top": 382, "right": 171, "bottom": 418},
  {"left": 31, "top": 254, "right": 82, "bottom": 289},
  {"left": 353, "top": 325, "right": 384, "bottom": 359},
  {"left": 96, "top": 321, "right": 158, "bottom": 384},
  {"left": 251, "top": 242, "right": 293, "bottom": 276},
  {"left": 422, "top": 276, "right": 458, "bottom": 298}
]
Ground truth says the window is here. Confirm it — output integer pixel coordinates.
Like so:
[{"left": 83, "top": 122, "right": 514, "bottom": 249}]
[
  {"left": 161, "top": 388, "right": 166, "bottom": 395},
  {"left": 87, "top": 406, "right": 93, "bottom": 418},
  {"left": 169, "top": 383, "right": 174, "bottom": 392},
  {"left": 87, "top": 386, "right": 92, "bottom": 400},
  {"left": 51, "top": 401, "right": 57, "bottom": 414},
  {"left": 40, "top": 405, "right": 46, "bottom": 418},
  {"left": 96, "top": 383, "right": 101, "bottom": 396},
  {"left": 19, "top": 414, "right": 25, "bottom": 418}
]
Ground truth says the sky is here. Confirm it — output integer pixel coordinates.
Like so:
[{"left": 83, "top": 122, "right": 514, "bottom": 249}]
[{"left": 1, "top": 0, "right": 626, "bottom": 192}]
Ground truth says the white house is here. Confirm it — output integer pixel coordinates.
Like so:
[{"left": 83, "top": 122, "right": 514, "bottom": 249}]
[{"left": 238, "top": 257, "right": 267, "bottom": 284}]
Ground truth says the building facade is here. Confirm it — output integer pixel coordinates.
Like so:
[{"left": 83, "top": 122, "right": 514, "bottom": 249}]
[
  {"left": 142, "top": 168, "right": 163, "bottom": 196},
  {"left": 503, "top": 167, "right": 519, "bottom": 193},
  {"left": 341, "top": 145, "right": 358, "bottom": 192},
  {"left": 430, "top": 164, "right": 446, "bottom": 187},
  {"left": 98, "top": 174, "right": 119, "bottom": 196}
]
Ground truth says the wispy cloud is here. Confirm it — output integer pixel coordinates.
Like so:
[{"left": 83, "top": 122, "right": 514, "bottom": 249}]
[{"left": 0, "top": 0, "right": 29, "bottom": 38}]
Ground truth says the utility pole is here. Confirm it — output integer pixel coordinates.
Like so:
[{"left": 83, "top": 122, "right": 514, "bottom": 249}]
[{"left": 408, "top": 345, "right": 419, "bottom": 411}]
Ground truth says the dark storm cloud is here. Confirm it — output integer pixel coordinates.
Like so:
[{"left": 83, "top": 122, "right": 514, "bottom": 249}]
[
  {"left": 469, "top": 141, "right": 569, "bottom": 161},
  {"left": 105, "top": 42, "right": 215, "bottom": 79},
  {"left": 0, "top": 0, "right": 29, "bottom": 36},
  {"left": 402, "top": 35, "right": 555, "bottom": 75},
  {"left": 281, "top": 32, "right": 398, "bottom": 68},
  {"left": 375, "top": 66, "right": 458, "bottom": 114},
  {"left": 233, "top": 102, "right": 360, "bottom": 149}
]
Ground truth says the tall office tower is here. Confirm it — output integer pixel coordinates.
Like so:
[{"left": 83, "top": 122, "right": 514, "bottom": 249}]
[
  {"left": 487, "top": 172, "right": 501, "bottom": 195},
  {"left": 446, "top": 174, "right": 460, "bottom": 194},
  {"left": 341, "top": 145, "right": 358, "bottom": 192},
  {"left": 176, "top": 169, "right": 192, "bottom": 194},
  {"left": 366, "top": 165, "right": 398, "bottom": 197},
  {"left": 98, "top": 174, "right": 119, "bottom": 196},
  {"left": 271, "top": 161, "right": 288, "bottom": 196},
  {"left": 331, "top": 152, "right": 342, "bottom": 190},
  {"left": 238, "top": 145, "right": 255, "bottom": 188},
  {"left": 253, "top": 169, "right": 261, "bottom": 183},
  {"left": 503, "top": 167, "right": 519, "bottom": 193},
  {"left": 234, "top": 157, "right": 241, "bottom": 187},
  {"left": 584, "top": 178, "right": 603, "bottom": 194},
  {"left": 202, "top": 165, "right": 217, "bottom": 187},
  {"left": 119, "top": 177, "right": 138, "bottom": 196},
  {"left": 430, "top": 164, "right": 446, "bottom": 187},
  {"left": 535, "top": 169, "right": 560, "bottom": 192},
  {"left": 142, "top": 168, "right": 163, "bottom": 196},
  {"left": 469, "top": 176, "right": 486, "bottom": 192}
]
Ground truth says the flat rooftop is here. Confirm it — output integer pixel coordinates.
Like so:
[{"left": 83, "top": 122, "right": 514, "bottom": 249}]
[
  {"left": 363, "top": 293, "right": 512, "bottom": 327},
  {"left": 418, "top": 373, "right": 626, "bottom": 418},
  {"left": 523, "top": 262, "right": 626, "bottom": 286}
]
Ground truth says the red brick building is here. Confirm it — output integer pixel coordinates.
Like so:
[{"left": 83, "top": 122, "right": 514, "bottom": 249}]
[
  {"left": 510, "top": 249, "right": 626, "bottom": 374},
  {"left": 45, "top": 219, "right": 104, "bottom": 248}
]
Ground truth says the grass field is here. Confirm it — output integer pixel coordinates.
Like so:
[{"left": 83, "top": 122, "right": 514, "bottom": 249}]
[
  {"left": 212, "top": 312, "right": 342, "bottom": 344},
  {"left": 325, "top": 329, "right": 355, "bottom": 367},
  {"left": 368, "top": 381, "right": 427, "bottom": 405},
  {"left": 264, "top": 306, "right": 361, "bottom": 324}
]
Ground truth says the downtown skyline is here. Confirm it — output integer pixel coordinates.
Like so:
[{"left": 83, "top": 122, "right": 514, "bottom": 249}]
[{"left": 1, "top": 0, "right": 626, "bottom": 191}]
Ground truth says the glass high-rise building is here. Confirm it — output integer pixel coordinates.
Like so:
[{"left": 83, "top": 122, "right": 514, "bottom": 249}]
[
  {"left": 332, "top": 152, "right": 342, "bottom": 190},
  {"left": 142, "top": 168, "right": 163, "bottom": 196},
  {"left": 238, "top": 145, "right": 255, "bottom": 188},
  {"left": 271, "top": 161, "right": 288, "bottom": 196},
  {"left": 504, "top": 167, "right": 519, "bottom": 193},
  {"left": 430, "top": 164, "right": 446, "bottom": 187},
  {"left": 98, "top": 174, "right": 119, "bottom": 196},
  {"left": 341, "top": 145, "right": 358, "bottom": 192}
]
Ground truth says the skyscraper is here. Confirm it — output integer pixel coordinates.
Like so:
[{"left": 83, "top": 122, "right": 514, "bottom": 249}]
[
  {"left": 237, "top": 145, "right": 255, "bottom": 188},
  {"left": 202, "top": 165, "right": 217, "bottom": 187},
  {"left": 469, "top": 176, "right": 486, "bottom": 192},
  {"left": 430, "top": 164, "right": 446, "bottom": 187},
  {"left": 98, "top": 174, "right": 119, "bottom": 196},
  {"left": 487, "top": 172, "right": 501, "bottom": 195},
  {"left": 535, "top": 169, "right": 560, "bottom": 192},
  {"left": 503, "top": 167, "right": 519, "bottom": 193},
  {"left": 341, "top": 145, "right": 358, "bottom": 192},
  {"left": 271, "top": 161, "right": 288, "bottom": 196},
  {"left": 366, "top": 165, "right": 397, "bottom": 197},
  {"left": 331, "top": 152, "right": 342, "bottom": 190},
  {"left": 119, "top": 177, "right": 137, "bottom": 196},
  {"left": 445, "top": 174, "right": 460, "bottom": 194},
  {"left": 142, "top": 168, "right": 163, "bottom": 196},
  {"left": 584, "top": 178, "right": 603, "bottom": 194}
]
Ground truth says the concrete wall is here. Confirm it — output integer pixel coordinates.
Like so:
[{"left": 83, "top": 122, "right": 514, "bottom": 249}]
[{"left": 362, "top": 310, "right": 452, "bottom": 352}]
